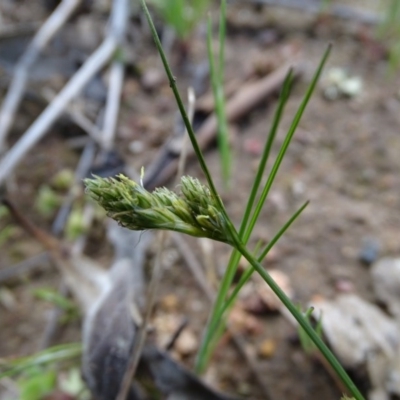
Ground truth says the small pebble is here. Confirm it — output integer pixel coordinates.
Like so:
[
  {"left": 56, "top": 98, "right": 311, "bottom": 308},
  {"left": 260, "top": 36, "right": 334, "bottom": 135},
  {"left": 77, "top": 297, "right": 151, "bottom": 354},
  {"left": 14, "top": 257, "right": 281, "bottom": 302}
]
[
  {"left": 141, "top": 68, "right": 165, "bottom": 90},
  {"left": 0, "top": 288, "right": 16, "bottom": 310},
  {"left": 258, "top": 338, "right": 276, "bottom": 358},
  {"left": 335, "top": 278, "right": 354, "bottom": 293},
  {"left": 359, "top": 238, "right": 380, "bottom": 266},
  {"left": 128, "top": 140, "right": 144, "bottom": 154},
  {"left": 243, "top": 138, "right": 263, "bottom": 156},
  {"left": 175, "top": 329, "right": 198, "bottom": 356},
  {"left": 159, "top": 294, "right": 179, "bottom": 312}
]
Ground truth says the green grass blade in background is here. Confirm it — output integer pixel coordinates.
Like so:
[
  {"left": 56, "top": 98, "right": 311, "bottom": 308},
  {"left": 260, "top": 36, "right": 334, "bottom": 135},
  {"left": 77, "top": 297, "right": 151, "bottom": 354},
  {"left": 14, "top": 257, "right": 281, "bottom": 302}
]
[
  {"left": 149, "top": 0, "right": 211, "bottom": 39},
  {"left": 0, "top": 343, "right": 82, "bottom": 379},
  {"left": 207, "top": 4, "right": 231, "bottom": 184},
  {"left": 141, "top": 0, "right": 226, "bottom": 216},
  {"left": 245, "top": 44, "right": 331, "bottom": 246}
]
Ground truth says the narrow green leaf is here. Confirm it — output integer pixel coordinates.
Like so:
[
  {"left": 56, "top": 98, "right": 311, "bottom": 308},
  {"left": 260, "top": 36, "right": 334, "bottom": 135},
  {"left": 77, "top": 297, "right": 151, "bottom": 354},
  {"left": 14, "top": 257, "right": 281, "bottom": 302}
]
[
  {"left": 222, "top": 201, "right": 309, "bottom": 315},
  {"left": 196, "top": 69, "right": 294, "bottom": 372},
  {"left": 207, "top": 13, "right": 230, "bottom": 184}
]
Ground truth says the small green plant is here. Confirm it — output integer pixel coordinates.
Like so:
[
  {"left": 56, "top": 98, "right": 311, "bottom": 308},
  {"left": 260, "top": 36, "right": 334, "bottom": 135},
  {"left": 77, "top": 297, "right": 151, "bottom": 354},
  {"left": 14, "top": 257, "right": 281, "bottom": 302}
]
[
  {"left": 0, "top": 343, "right": 86, "bottom": 400},
  {"left": 0, "top": 343, "right": 82, "bottom": 380},
  {"left": 0, "top": 204, "right": 18, "bottom": 246},
  {"left": 298, "top": 307, "right": 324, "bottom": 355},
  {"left": 35, "top": 185, "right": 61, "bottom": 217},
  {"left": 18, "top": 369, "right": 57, "bottom": 400},
  {"left": 65, "top": 206, "right": 87, "bottom": 240},
  {"left": 34, "top": 288, "right": 80, "bottom": 323},
  {"left": 149, "top": 0, "right": 211, "bottom": 39},
  {"left": 377, "top": 0, "right": 400, "bottom": 72}
]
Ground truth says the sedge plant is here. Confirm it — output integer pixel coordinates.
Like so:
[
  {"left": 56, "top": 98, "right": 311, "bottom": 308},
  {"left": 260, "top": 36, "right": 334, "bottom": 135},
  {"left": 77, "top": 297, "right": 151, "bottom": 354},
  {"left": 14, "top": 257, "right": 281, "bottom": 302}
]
[{"left": 85, "top": 1, "right": 365, "bottom": 399}]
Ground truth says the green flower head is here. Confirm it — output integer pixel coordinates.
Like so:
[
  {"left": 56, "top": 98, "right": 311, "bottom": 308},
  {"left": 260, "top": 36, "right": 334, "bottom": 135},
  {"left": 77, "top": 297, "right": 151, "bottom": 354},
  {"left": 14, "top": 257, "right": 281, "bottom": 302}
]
[{"left": 84, "top": 174, "right": 232, "bottom": 244}]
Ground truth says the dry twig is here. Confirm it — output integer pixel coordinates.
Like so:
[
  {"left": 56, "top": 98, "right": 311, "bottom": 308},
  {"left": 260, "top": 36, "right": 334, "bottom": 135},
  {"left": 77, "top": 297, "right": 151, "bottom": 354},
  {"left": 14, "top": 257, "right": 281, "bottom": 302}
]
[
  {"left": 101, "top": 60, "right": 125, "bottom": 151},
  {"left": 0, "top": 0, "right": 82, "bottom": 153},
  {"left": 0, "top": 0, "right": 130, "bottom": 185}
]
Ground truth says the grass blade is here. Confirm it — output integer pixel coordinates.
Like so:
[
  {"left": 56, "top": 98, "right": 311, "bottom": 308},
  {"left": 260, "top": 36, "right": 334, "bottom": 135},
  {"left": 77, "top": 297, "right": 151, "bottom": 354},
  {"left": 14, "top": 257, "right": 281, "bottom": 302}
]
[
  {"left": 232, "top": 239, "right": 364, "bottom": 400},
  {"left": 245, "top": 44, "right": 331, "bottom": 246},
  {"left": 195, "top": 68, "right": 294, "bottom": 372},
  {"left": 141, "top": 0, "right": 225, "bottom": 215},
  {"left": 222, "top": 200, "right": 309, "bottom": 315},
  {"left": 207, "top": 7, "right": 230, "bottom": 184},
  {"left": 0, "top": 343, "right": 82, "bottom": 379}
]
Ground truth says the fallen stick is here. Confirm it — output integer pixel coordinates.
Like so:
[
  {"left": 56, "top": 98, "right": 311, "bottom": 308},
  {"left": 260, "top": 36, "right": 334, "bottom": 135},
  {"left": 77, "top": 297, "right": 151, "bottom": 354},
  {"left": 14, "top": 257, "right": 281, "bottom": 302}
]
[
  {"left": 0, "top": 0, "right": 130, "bottom": 185},
  {"left": 42, "top": 88, "right": 103, "bottom": 144},
  {"left": 0, "top": 0, "right": 82, "bottom": 153},
  {"left": 101, "top": 59, "right": 125, "bottom": 151}
]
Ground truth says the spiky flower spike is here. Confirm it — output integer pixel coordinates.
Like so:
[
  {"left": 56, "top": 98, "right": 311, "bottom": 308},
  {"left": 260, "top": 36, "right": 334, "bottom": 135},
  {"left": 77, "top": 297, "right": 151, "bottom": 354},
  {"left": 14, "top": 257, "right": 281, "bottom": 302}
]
[{"left": 84, "top": 174, "right": 232, "bottom": 244}]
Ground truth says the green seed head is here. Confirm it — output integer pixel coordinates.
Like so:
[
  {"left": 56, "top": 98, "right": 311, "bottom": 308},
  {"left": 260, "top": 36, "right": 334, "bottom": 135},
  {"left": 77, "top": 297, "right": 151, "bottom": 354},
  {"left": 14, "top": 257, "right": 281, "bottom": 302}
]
[{"left": 84, "top": 174, "right": 231, "bottom": 244}]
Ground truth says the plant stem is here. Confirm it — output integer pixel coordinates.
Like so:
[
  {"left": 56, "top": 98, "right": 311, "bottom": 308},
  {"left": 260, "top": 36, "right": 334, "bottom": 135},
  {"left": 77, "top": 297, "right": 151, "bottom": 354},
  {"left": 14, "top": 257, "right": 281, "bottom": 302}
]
[
  {"left": 232, "top": 236, "right": 364, "bottom": 400},
  {"left": 141, "top": 0, "right": 226, "bottom": 214}
]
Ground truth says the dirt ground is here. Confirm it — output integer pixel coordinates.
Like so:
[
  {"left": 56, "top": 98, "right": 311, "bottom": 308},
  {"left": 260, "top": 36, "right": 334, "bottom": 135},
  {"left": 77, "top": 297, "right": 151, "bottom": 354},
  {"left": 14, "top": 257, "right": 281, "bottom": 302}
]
[{"left": 1, "top": 1, "right": 400, "bottom": 400}]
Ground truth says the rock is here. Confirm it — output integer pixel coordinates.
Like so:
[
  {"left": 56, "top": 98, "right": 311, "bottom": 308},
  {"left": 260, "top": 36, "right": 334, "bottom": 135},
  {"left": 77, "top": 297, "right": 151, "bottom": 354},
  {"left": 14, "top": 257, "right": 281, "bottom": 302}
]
[
  {"left": 311, "top": 294, "right": 399, "bottom": 367},
  {"left": 141, "top": 68, "right": 165, "bottom": 91},
  {"left": 128, "top": 140, "right": 144, "bottom": 154},
  {"left": 258, "top": 338, "right": 276, "bottom": 359},
  {"left": 322, "top": 67, "right": 363, "bottom": 100},
  {"left": 372, "top": 257, "right": 400, "bottom": 320},
  {"left": 359, "top": 237, "right": 380, "bottom": 266},
  {"left": 334, "top": 278, "right": 354, "bottom": 293},
  {"left": 175, "top": 329, "right": 198, "bottom": 356},
  {"left": 311, "top": 293, "right": 400, "bottom": 398},
  {"left": 0, "top": 288, "right": 17, "bottom": 310}
]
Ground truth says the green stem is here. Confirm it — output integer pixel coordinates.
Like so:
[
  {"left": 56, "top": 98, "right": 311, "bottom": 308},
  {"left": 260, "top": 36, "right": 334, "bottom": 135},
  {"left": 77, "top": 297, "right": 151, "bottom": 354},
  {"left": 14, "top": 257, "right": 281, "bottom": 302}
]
[
  {"left": 141, "top": 0, "right": 226, "bottom": 216},
  {"left": 232, "top": 237, "right": 365, "bottom": 400},
  {"left": 222, "top": 201, "right": 309, "bottom": 315}
]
